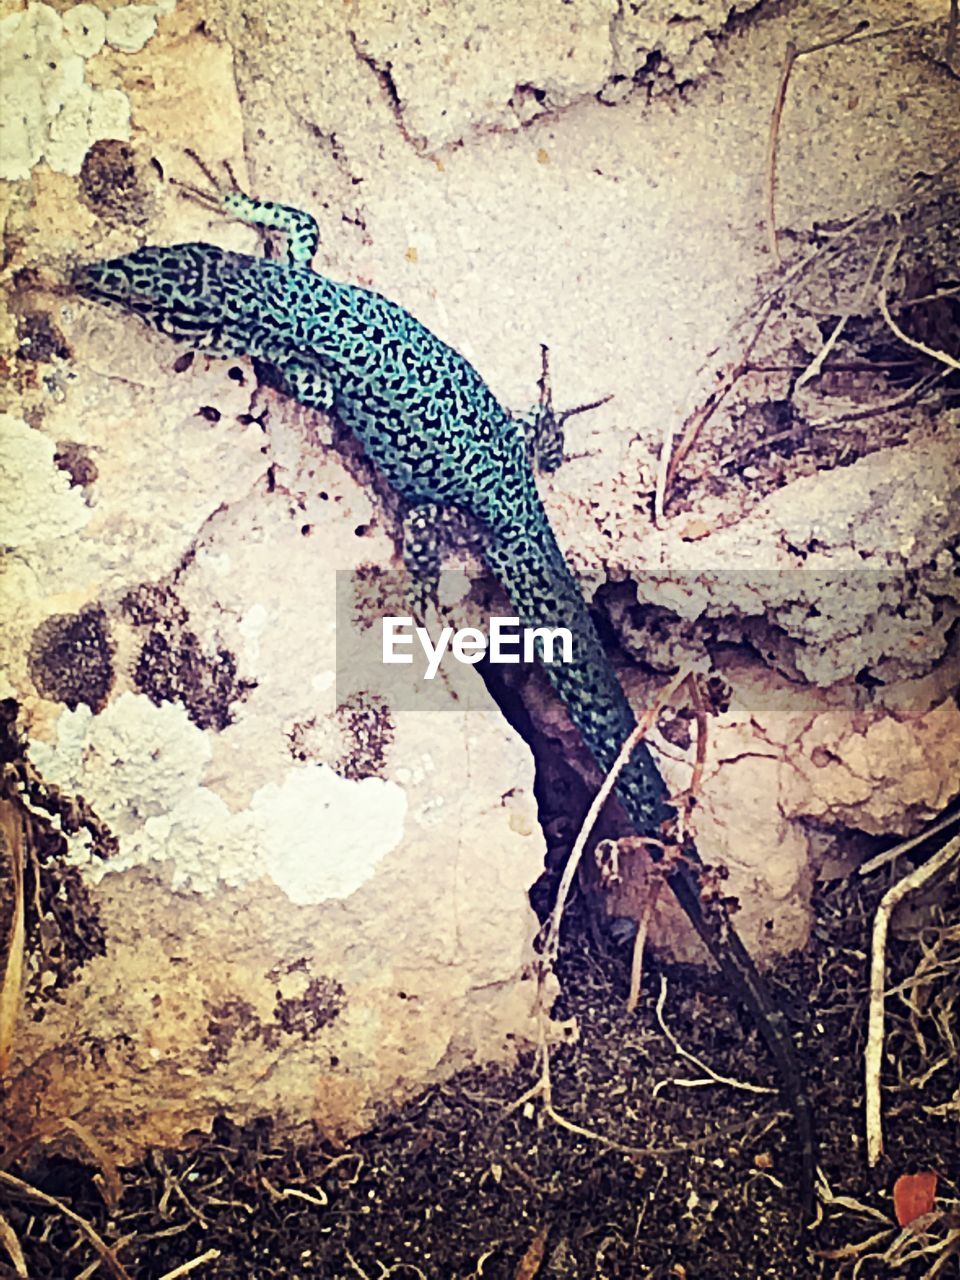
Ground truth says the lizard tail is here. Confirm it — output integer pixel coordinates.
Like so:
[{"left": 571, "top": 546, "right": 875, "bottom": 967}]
[{"left": 484, "top": 518, "right": 817, "bottom": 1218}]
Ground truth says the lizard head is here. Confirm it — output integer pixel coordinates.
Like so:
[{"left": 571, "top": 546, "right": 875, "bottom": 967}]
[{"left": 73, "top": 244, "right": 238, "bottom": 343}]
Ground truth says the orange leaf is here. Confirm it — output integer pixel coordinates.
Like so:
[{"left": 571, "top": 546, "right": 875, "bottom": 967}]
[
  {"left": 514, "top": 1226, "right": 548, "bottom": 1279},
  {"left": 893, "top": 1171, "right": 938, "bottom": 1227}
]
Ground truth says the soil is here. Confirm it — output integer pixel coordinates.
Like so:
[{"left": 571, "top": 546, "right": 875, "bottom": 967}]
[{"left": 3, "top": 838, "right": 957, "bottom": 1280}]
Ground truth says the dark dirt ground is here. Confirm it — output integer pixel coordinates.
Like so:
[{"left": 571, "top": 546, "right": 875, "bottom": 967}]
[{"left": 2, "top": 829, "right": 957, "bottom": 1280}]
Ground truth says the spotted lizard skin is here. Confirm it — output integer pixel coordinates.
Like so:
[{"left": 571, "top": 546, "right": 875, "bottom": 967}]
[
  {"left": 76, "top": 238, "right": 670, "bottom": 822},
  {"left": 75, "top": 185, "right": 814, "bottom": 1211}
]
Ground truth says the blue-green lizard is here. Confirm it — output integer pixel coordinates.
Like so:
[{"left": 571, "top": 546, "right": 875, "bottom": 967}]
[{"left": 74, "top": 161, "right": 815, "bottom": 1214}]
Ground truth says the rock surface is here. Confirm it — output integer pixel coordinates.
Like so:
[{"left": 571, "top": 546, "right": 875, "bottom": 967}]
[{"left": 1, "top": 0, "right": 957, "bottom": 1159}]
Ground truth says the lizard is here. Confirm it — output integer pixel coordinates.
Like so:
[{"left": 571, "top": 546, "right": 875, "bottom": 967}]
[{"left": 72, "top": 158, "right": 816, "bottom": 1215}]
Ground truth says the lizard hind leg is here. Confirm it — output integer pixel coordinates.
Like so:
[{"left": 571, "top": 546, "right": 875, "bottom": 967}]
[
  {"left": 174, "top": 148, "right": 320, "bottom": 267},
  {"left": 517, "top": 344, "right": 612, "bottom": 475}
]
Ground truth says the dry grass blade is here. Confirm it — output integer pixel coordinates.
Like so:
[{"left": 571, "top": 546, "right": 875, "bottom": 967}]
[
  {"left": 764, "top": 19, "right": 923, "bottom": 262},
  {"left": 877, "top": 234, "right": 960, "bottom": 372},
  {"left": 57, "top": 1118, "right": 124, "bottom": 1213},
  {"left": 514, "top": 1225, "right": 548, "bottom": 1279},
  {"left": 0, "top": 799, "right": 26, "bottom": 1078},
  {"left": 2, "top": 1117, "right": 125, "bottom": 1214},
  {"left": 0, "top": 1209, "right": 28, "bottom": 1278},
  {"left": 858, "top": 810, "right": 960, "bottom": 877},
  {"left": 0, "top": 1168, "right": 131, "bottom": 1279},
  {"left": 652, "top": 974, "right": 776, "bottom": 1097},
  {"left": 541, "top": 664, "right": 693, "bottom": 974},
  {"left": 156, "top": 1248, "right": 223, "bottom": 1279}
]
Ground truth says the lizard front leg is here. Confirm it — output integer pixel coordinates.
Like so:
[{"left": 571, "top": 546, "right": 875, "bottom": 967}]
[
  {"left": 267, "top": 350, "right": 337, "bottom": 412},
  {"left": 266, "top": 353, "right": 442, "bottom": 623},
  {"left": 401, "top": 503, "right": 444, "bottom": 623}
]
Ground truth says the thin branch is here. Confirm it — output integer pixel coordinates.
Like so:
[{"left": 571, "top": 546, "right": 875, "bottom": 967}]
[
  {"left": 540, "top": 665, "right": 694, "bottom": 973},
  {"left": 626, "top": 876, "right": 660, "bottom": 1013},
  {"left": 652, "top": 975, "right": 776, "bottom": 1097},
  {"left": 858, "top": 809, "right": 960, "bottom": 877},
  {"left": 896, "top": 284, "right": 960, "bottom": 310},
  {"left": 505, "top": 668, "right": 694, "bottom": 1148},
  {"left": 877, "top": 239, "right": 960, "bottom": 371},
  {"left": 803, "top": 369, "right": 949, "bottom": 427},
  {"left": 704, "top": 370, "right": 945, "bottom": 478},
  {"left": 764, "top": 20, "right": 918, "bottom": 263},
  {"left": 794, "top": 237, "right": 887, "bottom": 392},
  {"left": 0, "top": 1211, "right": 27, "bottom": 1278},
  {"left": 766, "top": 42, "right": 798, "bottom": 266},
  {"left": 655, "top": 301, "right": 774, "bottom": 525}
]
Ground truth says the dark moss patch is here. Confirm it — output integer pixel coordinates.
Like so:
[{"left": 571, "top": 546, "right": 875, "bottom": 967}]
[
  {"left": 78, "top": 140, "right": 157, "bottom": 227},
  {"left": 287, "top": 694, "right": 394, "bottom": 780},
  {"left": 334, "top": 693, "right": 394, "bottom": 779},
  {"left": 53, "top": 441, "right": 98, "bottom": 488},
  {"left": 204, "top": 996, "right": 263, "bottom": 1067},
  {"left": 273, "top": 974, "right": 345, "bottom": 1039},
  {"left": 29, "top": 857, "right": 107, "bottom": 1018},
  {"left": 0, "top": 718, "right": 109, "bottom": 1014},
  {"left": 122, "top": 583, "right": 256, "bottom": 732},
  {"left": 16, "top": 311, "right": 70, "bottom": 363},
  {"left": 28, "top": 608, "right": 114, "bottom": 713},
  {"left": 134, "top": 627, "right": 252, "bottom": 732}
]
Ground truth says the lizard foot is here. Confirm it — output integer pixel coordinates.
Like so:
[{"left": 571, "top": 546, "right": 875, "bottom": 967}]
[
  {"left": 172, "top": 149, "right": 320, "bottom": 266},
  {"left": 519, "top": 343, "right": 612, "bottom": 474}
]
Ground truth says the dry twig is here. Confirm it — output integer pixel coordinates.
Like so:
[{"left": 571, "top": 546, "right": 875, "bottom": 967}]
[
  {"left": 794, "top": 237, "right": 887, "bottom": 392},
  {"left": 505, "top": 667, "right": 694, "bottom": 1144},
  {"left": 0, "top": 800, "right": 26, "bottom": 1078},
  {"left": 865, "top": 834, "right": 960, "bottom": 1166},
  {"left": 540, "top": 665, "right": 694, "bottom": 975},
  {"left": 655, "top": 302, "right": 774, "bottom": 525},
  {"left": 858, "top": 809, "right": 960, "bottom": 878},
  {"left": 0, "top": 1210, "right": 27, "bottom": 1278},
  {"left": 765, "top": 20, "right": 920, "bottom": 263},
  {"left": 877, "top": 237, "right": 960, "bottom": 373},
  {"left": 626, "top": 871, "right": 660, "bottom": 1014},
  {"left": 651, "top": 974, "right": 776, "bottom": 1098}
]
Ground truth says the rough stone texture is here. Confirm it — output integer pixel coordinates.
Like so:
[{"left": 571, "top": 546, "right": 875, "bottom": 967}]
[
  {"left": 605, "top": 430, "right": 960, "bottom": 687},
  {"left": 1, "top": 0, "right": 958, "bottom": 1160}
]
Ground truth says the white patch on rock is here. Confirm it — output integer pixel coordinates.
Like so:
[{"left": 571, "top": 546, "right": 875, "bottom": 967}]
[
  {"left": 237, "top": 602, "right": 269, "bottom": 666},
  {"left": 125, "top": 789, "right": 262, "bottom": 893},
  {"left": 251, "top": 765, "right": 407, "bottom": 904},
  {"left": 0, "top": 1, "right": 170, "bottom": 180},
  {"left": 0, "top": 414, "right": 91, "bottom": 547},
  {"left": 105, "top": 4, "right": 159, "bottom": 54},
  {"left": 30, "top": 692, "right": 211, "bottom": 835},
  {"left": 29, "top": 697, "right": 261, "bottom": 892},
  {"left": 29, "top": 696, "right": 406, "bottom": 903},
  {"left": 61, "top": 4, "right": 106, "bottom": 57}
]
